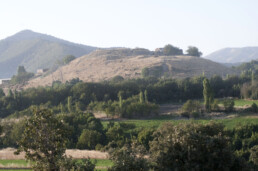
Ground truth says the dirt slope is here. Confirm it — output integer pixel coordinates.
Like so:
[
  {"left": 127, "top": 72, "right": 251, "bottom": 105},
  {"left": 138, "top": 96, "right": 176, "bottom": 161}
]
[{"left": 25, "top": 48, "right": 236, "bottom": 88}]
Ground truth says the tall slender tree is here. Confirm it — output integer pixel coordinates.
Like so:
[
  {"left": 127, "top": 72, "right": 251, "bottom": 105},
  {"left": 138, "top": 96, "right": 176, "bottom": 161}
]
[
  {"left": 139, "top": 91, "right": 144, "bottom": 103},
  {"left": 203, "top": 78, "right": 213, "bottom": 112},
  {"left": 67, "top": 96, "right": 73, "bottom": 113},
  {"left": 118, "top": 91, "right": 124, "bottom": 108},
  {"left": 144, "top": 90, "right": 148, "bottom": 103}
]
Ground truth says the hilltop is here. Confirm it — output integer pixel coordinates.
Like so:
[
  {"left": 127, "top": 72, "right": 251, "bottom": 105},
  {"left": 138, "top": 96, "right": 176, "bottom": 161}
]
[
  {"left": 205, "top": 47, "right": 258, "bottom": 63},
  {"left": 0, "top": 30, "right": 96, "bottom": 78},
  {"left": 26, "top": 48, "right": 236, "bottom": 88}
]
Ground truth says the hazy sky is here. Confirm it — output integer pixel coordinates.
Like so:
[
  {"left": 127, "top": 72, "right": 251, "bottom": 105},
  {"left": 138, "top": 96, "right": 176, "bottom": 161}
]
[{"left": 1, "top": 0, "right": 258, "bottom": 55}]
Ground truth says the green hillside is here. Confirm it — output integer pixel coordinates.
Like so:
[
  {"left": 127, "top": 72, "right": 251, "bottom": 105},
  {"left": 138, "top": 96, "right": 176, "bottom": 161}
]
[{"left": 0, "top": 30, "right": 97, "bottom": 78}]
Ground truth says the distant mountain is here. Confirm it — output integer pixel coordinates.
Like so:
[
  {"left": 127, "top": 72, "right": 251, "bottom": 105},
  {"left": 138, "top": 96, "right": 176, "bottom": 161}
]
[
  {"left": 25, "top": 48, "right": 237, "bottom": 88},
  {"left": 205, "top": 47, "right": 258, "bottom": 63},
  {"left": 0, "top": 30, "right": 97, "bottom": 78}
]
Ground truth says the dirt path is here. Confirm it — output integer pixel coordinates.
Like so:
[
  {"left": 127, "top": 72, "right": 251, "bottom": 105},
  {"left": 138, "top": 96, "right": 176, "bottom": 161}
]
[{"left": 159, "top": 104, "right": 182, "bottom": 115}]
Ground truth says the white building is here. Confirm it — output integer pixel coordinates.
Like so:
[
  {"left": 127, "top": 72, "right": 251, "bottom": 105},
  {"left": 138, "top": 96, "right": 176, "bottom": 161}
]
[{"left": 0, "top": 78, "right": 11, "bottom": 85}]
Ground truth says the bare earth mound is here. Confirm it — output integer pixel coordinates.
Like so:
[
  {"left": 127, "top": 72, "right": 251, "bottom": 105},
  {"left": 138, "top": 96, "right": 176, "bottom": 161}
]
[{"left": 26, "top": 48, "right": 236, "bottom": 88}]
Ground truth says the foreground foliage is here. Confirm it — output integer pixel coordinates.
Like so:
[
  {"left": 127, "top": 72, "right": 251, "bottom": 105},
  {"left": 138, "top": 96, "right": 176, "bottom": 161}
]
[
  {"left": 149, "top": 122, "right": 247, "bottom": 170},
  {"left": 16, "top": 109, "right": 68, "bottom": 170}
]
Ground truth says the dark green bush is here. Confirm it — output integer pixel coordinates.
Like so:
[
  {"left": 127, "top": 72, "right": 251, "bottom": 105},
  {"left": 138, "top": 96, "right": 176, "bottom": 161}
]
[{"left": 223, "top": 99, "right": 235, "bottom": 113}]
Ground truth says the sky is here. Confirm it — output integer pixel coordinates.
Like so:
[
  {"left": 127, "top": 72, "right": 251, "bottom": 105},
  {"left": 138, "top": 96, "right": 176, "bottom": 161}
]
[{"left": 1, "top": 0, "right": 258, "bottom": 56}]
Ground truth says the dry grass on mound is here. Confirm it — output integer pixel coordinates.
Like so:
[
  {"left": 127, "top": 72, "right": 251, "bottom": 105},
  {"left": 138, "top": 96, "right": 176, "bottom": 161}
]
[{"left": 0, "top": 148, "right": 108, "bottom": 160}]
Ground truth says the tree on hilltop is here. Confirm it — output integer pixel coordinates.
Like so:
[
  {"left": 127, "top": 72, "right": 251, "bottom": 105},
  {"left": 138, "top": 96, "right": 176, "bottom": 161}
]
[
  {"left": 186, "top": 46, "right": 202, "bottom": 57},
  {"left": 163, "top": 44, "right": 183, "bottom": 56}
]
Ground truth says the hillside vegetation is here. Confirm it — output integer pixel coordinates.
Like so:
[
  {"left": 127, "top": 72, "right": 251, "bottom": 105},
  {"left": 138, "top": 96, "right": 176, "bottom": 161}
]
[{"left": 0, "top": 30, "right": 96, "bottom": 78}]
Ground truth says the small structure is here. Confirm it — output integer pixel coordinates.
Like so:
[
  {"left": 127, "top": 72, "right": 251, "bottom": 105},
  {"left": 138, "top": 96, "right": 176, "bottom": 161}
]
[
  {"left": 36, "top": 68, "right": 49, "bottom": 76},
  {"left": 154, "top": 48, "right": 164, "bottom": 56},
  {"left": 0, "top": 78, "right": 11, "bottom": 85}
]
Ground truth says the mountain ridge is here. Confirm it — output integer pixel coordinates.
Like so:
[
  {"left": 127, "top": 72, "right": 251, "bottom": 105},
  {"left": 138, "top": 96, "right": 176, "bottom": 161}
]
[
  {"left": 0, "top": 30, "right": 97, "bottom": 78},
  {"left": 205, "top": 47, "right": 258, "bottom": 63}
]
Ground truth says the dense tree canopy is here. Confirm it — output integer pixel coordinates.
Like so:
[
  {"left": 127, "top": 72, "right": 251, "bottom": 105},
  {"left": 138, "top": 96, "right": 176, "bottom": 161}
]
[
  {"left": 186, "top": 46, "right": 202, "bottom": 57},
  {"left": 163, "top": 44, "right": 183, "bottom": 56},
  {"left": 149, "top": 122, "right": 244, "bottom": 170},
  {"left": 16, "top": 109, "right": 68, "bottom": 170}
]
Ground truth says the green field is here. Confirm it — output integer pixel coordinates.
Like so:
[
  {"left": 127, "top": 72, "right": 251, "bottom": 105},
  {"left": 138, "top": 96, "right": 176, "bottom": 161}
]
[
  {"left": 233, "top": 99, "right": 258, "bottom": 106},
  {"left": 0, "top": 159, "right": 112, "bottom": 171},
  {"left": 102, "top": 115, "right": 258, "bottom": 130}
]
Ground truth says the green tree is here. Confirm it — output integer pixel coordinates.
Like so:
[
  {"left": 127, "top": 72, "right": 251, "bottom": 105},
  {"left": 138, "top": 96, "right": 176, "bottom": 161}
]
[
  {"left": 139, "top": 91, "right": 144, "bottom": 103},
  {"left": 181, "top": 100, "right": 201, "bottom": 115},
  {"left": 250, "top": 145, "right": 258, "bottom": 165},
  {"left": 144, "top": 90, "right": 148, "bottom": 103},
  {"left": 163, "top": 44, "right": 183, "bottom": 56},
  {"left": 63, "top": 55, "right": 76, "bottom": 64},
  {"left": 75, "top": 101, "right": 84, "bottom": 112},
  {"left": 149, "top": 122, "right": 242, "bottom": 170},
  {"left": 16, "top": 109, "right": 68, "bottom": 171},
  {"left": 0, "top": 88, "right": 5, "bottom": 98},
  {"left": 252, "top": 70, "right": 255, "bottom": 86},
  {"left": 108, "top": 144, "right": 149, "bottom": 171},
  {"left": 203, "top": 78, "right": 214, "bottom": 112},
  {"left": 17, "top": 66, "right": 26, "bottom": 74},
  {"left": 111, "top": 75, "right": 124, "bottom": 82},
  {"left": 67, "top": 96, "right": 73, "bottom": 113},
  {"left": 138, "top": 128, "right": 154, "bottom": 150},
  {"left": 223, "top": 99, "right": 235, "bottom": 113},
  {"left": 59, "top": 103, "right": 66, "bottom": 113},
  {"left": 141, "top": 67, "right": 150, "bottom": 78},
  {"left": 118, "top": 91, "right": 124, "bottom": 108},
  {"left": 11, "top": 66, "right": 34, "bottom": 84},
  {"left": 76, "top": 129, "right": 102, "bottom": 150},
  {"left": 64, "top": 158, "right": 96, "bottom": 171},
  {"left": 186, "top": 46, "right": 202, "bottom": 57},
  {"left": 7, "top": 89, "right": 13, "bottom": 98}
]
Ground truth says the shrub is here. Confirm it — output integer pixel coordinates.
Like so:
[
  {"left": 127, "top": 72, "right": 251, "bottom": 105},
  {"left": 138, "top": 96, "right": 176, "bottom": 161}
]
[
  {"left": 76, "top": 129, "right": 102, "bottom": 150},
  {"left": 137, "top": 128, "right": 155, "bottom": 150},
  {"left": 108, "top": 144, "right": 149, "bottom": 171},
  {"left": 192, "top": 112, "right": 200, "bottom": 119},
  {"left": 95, "top": 144, "right": 103, "bottom": 151},
  {"left": 181, "top": 112, "right": 190, "bottom": 119},
  {"left": 211, "top": 99, "right": 220, "bottom": 111},
  {"left": 62, "top": 158, "right": 95, "bottom": 171},
  {"left": 223, "top": 99, "right": 235, "bottom": 113},
  {"left": 181, "top": 100, "right": 201, "bottom": 114},
  {"left": 250, "top": 145, "right": 258, "bottom": 165},
  {"left": 251, "top": 103, "right": 258, "bottom": 113}
]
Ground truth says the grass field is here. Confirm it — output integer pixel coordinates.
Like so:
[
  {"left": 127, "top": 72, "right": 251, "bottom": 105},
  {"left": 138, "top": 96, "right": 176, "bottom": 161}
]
[
  {"left": 233, "top": 99, "right": 258, "bottom": 106},
  {"left": 0, "top": 159, "right": 112, "bottom": 171},
  {"left": 102, "top": 115, "right": 258, "bottom": 130}
]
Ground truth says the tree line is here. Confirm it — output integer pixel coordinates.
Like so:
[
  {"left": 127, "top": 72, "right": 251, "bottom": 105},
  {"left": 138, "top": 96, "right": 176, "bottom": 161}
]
[{"left": 0, "top": 72, "right": 253, "bottom": 118}]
